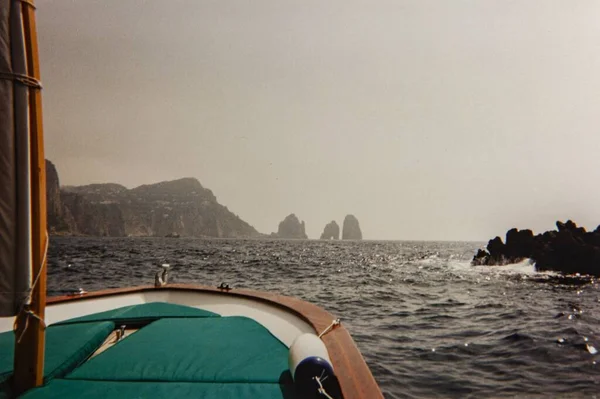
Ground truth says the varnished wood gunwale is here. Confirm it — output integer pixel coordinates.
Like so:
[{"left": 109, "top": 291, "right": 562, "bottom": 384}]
[{"left": 48, "top": 284, "right": 384, "bottom": 399}]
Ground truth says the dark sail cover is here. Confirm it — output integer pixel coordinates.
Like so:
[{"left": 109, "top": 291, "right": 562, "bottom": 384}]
[{"left": 0, "top": 1, "right": 31, "bottom": 317}]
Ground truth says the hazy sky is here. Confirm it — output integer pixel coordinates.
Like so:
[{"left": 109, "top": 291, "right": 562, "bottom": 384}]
[{"left": 38, "top": 0, "right": 600, "bottom": 240}]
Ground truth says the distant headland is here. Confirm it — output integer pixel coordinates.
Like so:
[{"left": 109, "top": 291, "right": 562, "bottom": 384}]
[
  {"left": 47, "top": 160, "right": 260, "bottom": 238},
  {"left": 46, "top": 160, "right": 363, "bottom": 240},
  {"left": 473, "top": 220, "right": 600, "bottom": 276}
]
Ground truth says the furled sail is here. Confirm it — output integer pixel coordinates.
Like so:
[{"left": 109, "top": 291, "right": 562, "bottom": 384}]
[{"left": 0, "top": 0, "right": 34, "bottom": 317}]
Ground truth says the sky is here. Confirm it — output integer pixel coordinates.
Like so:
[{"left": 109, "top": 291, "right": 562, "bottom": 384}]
[{"left": 38, "top": 0, "right": 600, "bottom": 241}]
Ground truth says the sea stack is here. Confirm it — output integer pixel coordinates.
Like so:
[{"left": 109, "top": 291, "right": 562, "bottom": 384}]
[
  {"left": 342, "top": 214, "right": 362, "bottom": 240},
  {"left": 274, "top": 214, "right": 308, "bottom": 239},
  {"left": 320, "top": 221, "right": 340, "bottom": 240}
]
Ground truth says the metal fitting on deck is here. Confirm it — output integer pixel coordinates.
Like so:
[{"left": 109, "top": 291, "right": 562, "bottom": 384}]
[{"left": 154, "top": 264, "right": 170, "bottom": 287}]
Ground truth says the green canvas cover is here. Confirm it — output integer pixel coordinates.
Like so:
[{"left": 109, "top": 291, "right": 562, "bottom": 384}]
[
  {"left": 0, "top": 321, "right": 114, "bottom": 384},
  {"left": 4, "top": 305, "right": 299, "bottom": 398},
  {"left": 67, "top": 317, "right": 289, "bottom": 383},
  {"left": 19, "top": 379, "right": 298, "bottom": 399},
  {"left": 54, "top": 302, "right": 219, "bottom": 326}
]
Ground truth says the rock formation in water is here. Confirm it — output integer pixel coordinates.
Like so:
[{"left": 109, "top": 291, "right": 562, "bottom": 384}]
[
  {"left": 46, "top": 160, "right": 261, "bottom": 238},
  {"left": 320, "top": 221, "right": 340, "bottom": 240},
  {"left": 273, "top": 214, "right": 308, "bottom": 239},
  {"left": 472, "top": 220, "right": 600, "bottom": 276},
  {"left": 342, "top": 214, "right": 362, "bottom": 240}
]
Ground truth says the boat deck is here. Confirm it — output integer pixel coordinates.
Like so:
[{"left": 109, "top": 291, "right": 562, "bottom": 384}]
[{"left": 0, "top": 302, "right": 301, "bottom": 398}]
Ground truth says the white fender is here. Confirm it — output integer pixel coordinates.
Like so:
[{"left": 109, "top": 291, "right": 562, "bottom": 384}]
[{"left": 288, "top": 333, "right": 334, "bottom": 384}]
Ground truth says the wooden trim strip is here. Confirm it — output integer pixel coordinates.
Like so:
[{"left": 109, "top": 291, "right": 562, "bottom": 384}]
[{"left": 48, "top": 284, "right": 383, "bottom": 399}]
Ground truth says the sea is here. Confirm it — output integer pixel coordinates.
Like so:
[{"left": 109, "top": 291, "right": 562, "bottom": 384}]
[{"left": 47, "top": 237, "right": 600, "bottom": 398}]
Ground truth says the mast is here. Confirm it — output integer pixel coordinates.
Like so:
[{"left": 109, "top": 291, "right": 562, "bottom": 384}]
[{"left": 13, "top": 0, "right": 47, "bottom": 394}]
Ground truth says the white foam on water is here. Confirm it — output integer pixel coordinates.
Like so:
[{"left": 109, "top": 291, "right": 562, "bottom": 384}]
[
  {"left": 449, "top": 258, "right": 548, "bottom": 276},
  {"left": 446, "top": 259, "right": 474, "bottom": 271},
  {"left": 415, "top": 254, "right": 440, "bottom": 266},
  {"left": 500, "top": 258, "right": 537, "bottom": 275}
]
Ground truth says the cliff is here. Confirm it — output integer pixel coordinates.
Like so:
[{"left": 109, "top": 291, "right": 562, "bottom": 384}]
[
  {"left": 320, "top": 221, "right": 340, "bottom": 240},
  {"left": 342, "top": 214, "right": 362, "bottom": 240},
  {"left": 46, "top": 160, "right": 77, "bottom": 233},
  {"left": 46, "top": 161, "right": 260, "bottom": 238},
  {"left": 272, "top": 214, "right": 308, "bottom": 239}
]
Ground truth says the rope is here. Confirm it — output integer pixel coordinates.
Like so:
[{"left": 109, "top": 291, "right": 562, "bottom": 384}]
[
  {"left": 0, "top": 71, "right": 42, "bottom": 89},
  {"left": 314, "top": 375, "right": 334, "bottom": 399},
  {"left": 13, "top": 231, "right": 49, "bottom": 341},
  {"left": 318, "top": 318, "right": 341, "bottom": 338},
  {"left": 14, "top": 309, "right": 46, "bottom": 343}
]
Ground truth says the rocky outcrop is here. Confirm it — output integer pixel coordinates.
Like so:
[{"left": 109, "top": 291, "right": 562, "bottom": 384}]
[
  {"left": 272, "top": 214, "right": 308, "bottom": 239},
  {"left": 342, "top": 214, "right": 362, "bottom": 240},
  {"left": 46, "top": 160, "right": 261, "bottom": 238},
  {"left": 320, "top": 221, "right": 340, "bottom": 240},
  {"left": 472, "top": 220, "right": 600, "bottom": 276}
]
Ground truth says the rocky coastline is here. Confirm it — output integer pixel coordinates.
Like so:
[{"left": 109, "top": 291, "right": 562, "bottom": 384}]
[
  {"left": 472, "top": 220, "right": 600, "bottom": 276},
  {"left": 47, "top": 160, "right": 365, "bottom": 240},
  {"left": 46, "top": 160, "right": 261, "bottom": 238}
]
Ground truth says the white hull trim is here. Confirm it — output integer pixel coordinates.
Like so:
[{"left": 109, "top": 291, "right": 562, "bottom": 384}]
[{"left": 0, "top": 289, "right": 315, "bottom": 347}]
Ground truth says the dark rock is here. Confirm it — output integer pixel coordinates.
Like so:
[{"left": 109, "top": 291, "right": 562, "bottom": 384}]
[
  {"left": 320, "top": 221, "right": 340, "bottom": 240},
  {"left": 472, "top": 249, "right": 489, "bottom": 265},
  {"left": 487, "top": 236, "right": 505, "bottom": 258},
  {"left": 342, "top": 215, "right": 362, "bottom": 240},
  {"left": 557, "top": 220, "right": 586, "bottom": 235},
  {"left": 473, "top": 220, "right": 600, "bottom": 276},
  {"left": 273, "top": 214, "right": 308, "bottom": 239},
  {"left": 46, "top": 160, "right": 261, "bottom": 238},
  {"left": 505, "top": 228, "right": 534, "bottom": 260}
]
